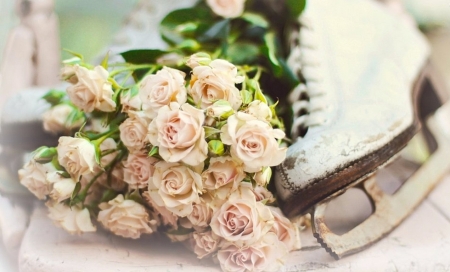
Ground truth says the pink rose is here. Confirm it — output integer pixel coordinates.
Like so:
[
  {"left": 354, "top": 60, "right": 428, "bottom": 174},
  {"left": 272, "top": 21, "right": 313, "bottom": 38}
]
[
  {"left": 98, "top": 195, "right": 157, "bottom": 239},
  {"left": 210, "top": 188, "right": 274, "bottom": 245},
  {"left": 187, "top": 197, "right": 213, "bottom": 228},
  {"left": 269, "top": 207, "right": 301, "bottom": 251},
  {"left": 139, "top": 67, "right": 187, "bottom": 118},
  {"left": 66, "top": 65, "right": 116, "bottom": 113},
  {"left": 217, "top": 232, "right": 288, "bottom": 272},
  {"left": 57, "top": 136, "right": 96, "bottom": 181},
  {"left": 18, "top": 161, "right": 55, "bottom": 200},
  {"left": 190, "top": 231, "right": 221, "bottom": 259},
  {"left": 148, "top": 161, "right": 203, "bottom": 217},
  {"left": 119, "top": 111, "right": 150, "bottom": 153},
  {"left": 47, "top": 202, "right": 96, "bottom": 234},
  {"left": 221, "top": 112, "right": 287, "bottom": 172},
  {"left": 147, "top": 102, "right": 207, "bottom": 166},
  {"left": 142, "top": 191, "right": 178, "bottom": 228},
  {"left": 202, "top": 156, "right": 245, "bottom": 191},
  {"left": 189, "top": 59, "right": 243, "bottom": 110},
  {"left": 123, "top": 153, "right": 159, "bottom": 189}
]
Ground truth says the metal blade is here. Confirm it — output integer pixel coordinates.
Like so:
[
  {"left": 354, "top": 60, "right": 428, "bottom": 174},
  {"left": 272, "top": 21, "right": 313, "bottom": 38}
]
[{"left": 311, "top": 102, "right": 450, "bottom": 259}]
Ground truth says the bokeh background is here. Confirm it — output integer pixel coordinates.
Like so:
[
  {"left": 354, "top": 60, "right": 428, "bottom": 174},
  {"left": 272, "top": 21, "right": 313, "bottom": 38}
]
[{"left": 0, "top": 0, "right": 449, "bottom": 271}]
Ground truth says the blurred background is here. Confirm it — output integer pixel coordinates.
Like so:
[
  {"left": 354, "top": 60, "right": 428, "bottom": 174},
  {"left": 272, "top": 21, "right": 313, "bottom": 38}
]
[
  {"left": 0, "top": 0, "right": 138, "bottom": 63},
  {"left": 0, "top": 0, "right": 449, "bottom": 271}
]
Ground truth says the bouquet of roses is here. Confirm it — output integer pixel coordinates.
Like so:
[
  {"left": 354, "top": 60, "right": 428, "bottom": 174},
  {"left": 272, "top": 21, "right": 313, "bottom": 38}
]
[{"left": 18, "top": 0, "right": 306, "bottom": 271}]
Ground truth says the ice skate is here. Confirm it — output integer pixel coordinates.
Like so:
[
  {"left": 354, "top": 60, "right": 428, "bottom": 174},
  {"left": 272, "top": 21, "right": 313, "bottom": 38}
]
[{"left": 275, "top": 0, "right": 450, "bottom": 259}]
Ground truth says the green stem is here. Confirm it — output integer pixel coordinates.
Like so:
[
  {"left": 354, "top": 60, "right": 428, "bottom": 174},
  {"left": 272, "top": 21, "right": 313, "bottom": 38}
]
[
  {"left": 109, "top": 64, "right": 156, "bottom": 77},
  {"left": 92, "top": 127, "right": 119, "bottom": 146},
  {"left": 254, "top": 67, "right": 262, "bottom": 82},
  {"left": 80, "top": 150, "right": 123, "bottom": 205}
]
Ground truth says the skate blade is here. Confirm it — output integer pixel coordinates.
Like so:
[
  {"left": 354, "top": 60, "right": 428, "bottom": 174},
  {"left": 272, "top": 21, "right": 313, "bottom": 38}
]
[{"left": 311, "top": 101, "right": 450, "bottom": 260}]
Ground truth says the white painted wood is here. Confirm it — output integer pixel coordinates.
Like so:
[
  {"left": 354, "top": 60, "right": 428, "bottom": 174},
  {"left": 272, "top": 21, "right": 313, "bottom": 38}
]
[
  {"left": 0, "top": 0, "right": 60, "bottom": 107},
  {"left": 17, "top": 184, "right": 450, "bottom": 272}
]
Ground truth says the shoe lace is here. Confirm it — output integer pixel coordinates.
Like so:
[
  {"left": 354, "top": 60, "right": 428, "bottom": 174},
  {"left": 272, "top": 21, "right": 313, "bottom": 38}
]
[{"left": 288, "top": 16, "right": 328, "bottom": 139}]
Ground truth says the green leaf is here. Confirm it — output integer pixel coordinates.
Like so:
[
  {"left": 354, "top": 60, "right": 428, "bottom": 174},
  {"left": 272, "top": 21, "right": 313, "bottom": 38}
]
[
  {"left": 160, "top": 8, "right": 213, "bottom": 45},
  {"left": 204, "top": 126, "right": 222, "bottom": 138},
  {"left": 100, "top": 52, "right": 109, "bottom": 69},
  {"left": 263, "top": 32, "right": 282, "bottom": 76},
  {"left": 94, "top": 143, "right": 101, "bottom": 166},
  {"left": 65, "top": 106, "right": 85, "bottom": 128},
  {"left": 176, "top": 22, "right": 199, "bottom": 34},
  {"left": 42, "top": 90, "right": 66, "bottom": 106},
  {"left": 199, "top": 19, "right": 230, "bottom": 42},
  {"left": 62, "top": 57, "right": 82, "bottom": 65},
  {"left": 178, "top": 39, "right": 201, "bottom": 51},
  {"left": 63, "top": 49, "right": 84, "bottom": 60},
  {"left": 228, "top": 43, "right": 260, "bottom": 65},
  {"left": 278, "top": 58, "right": 300, "bottom": 89},
  {"left": 127, "top": 190, "right": 145, "bottom": 206},
  {"left": 208, "top": 140, "right": 224, "bottom": 156},
  {"left": 251, "top": 81, "right": 268, "bottom": 104},
  {"left": 120, "top": 49, "right": 168, "bottom": 65},
  {"left": 240, "top": 90, "right": 253, "bottom": 105},
  {"left": 71, "top": 182, "right": 82, "bottom": 201},
  {"left": 100, "top": 189, "right": 118, "bottom": 203},
  {"left": 286, "top": 0, "right": 307, "bottom": 19},
  {"left": 148, "top": 146, "right": 160, "bottom": 158},
  {"left": 58, "top": 171, "right": 71, "bottom": 179},
  {"left": 241, "top": 12, "right": 269, "bottom": 28},
  {"left": 33, "top": 147, "right": 57, "bottom": 164}
]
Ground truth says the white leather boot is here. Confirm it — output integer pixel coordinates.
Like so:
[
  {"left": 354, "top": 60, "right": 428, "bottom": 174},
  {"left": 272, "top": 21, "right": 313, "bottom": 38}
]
[{"left": 275, "top": 0, "right": 450, "bottom": 258}]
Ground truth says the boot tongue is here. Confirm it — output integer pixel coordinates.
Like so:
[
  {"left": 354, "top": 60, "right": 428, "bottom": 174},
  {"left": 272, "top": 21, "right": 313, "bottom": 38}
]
[{"left": 297, "top": 0, "right": 429, "bottom": 131}]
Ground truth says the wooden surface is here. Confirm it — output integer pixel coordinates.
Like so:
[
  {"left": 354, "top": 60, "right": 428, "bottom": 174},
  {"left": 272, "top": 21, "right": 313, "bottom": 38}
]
[{"left": 9, "top": 174, "right": 450, "bottom": 272}]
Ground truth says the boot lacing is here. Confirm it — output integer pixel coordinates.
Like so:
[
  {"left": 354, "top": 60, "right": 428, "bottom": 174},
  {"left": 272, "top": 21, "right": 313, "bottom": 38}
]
[{"left": 288, "top": 15, "right": 329, "bottom": 139}]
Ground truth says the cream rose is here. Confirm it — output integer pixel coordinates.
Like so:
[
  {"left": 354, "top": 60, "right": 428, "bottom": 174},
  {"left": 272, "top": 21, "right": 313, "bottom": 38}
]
[
  {"left": 147, "top": 102, "right": 207, "bottom": 166},
  {"left": 185, "top": 52, "right": 211, "bottom": 69},
  {"left": 139, "top": 67, "right": 187, "bottom": 118},
  {"left": 252, "top": 185, "right": 275, "bottom": 204},
  {"left": 253, "top": 167, "right": 272, "bottom": 187},
  {"left": 123, "top": 153, "right": 158, "bottom": 189},
  {"left": 66, "top": 65, "right": 116, "bottom": 113},
  {"left": 245, "top": 100, "right": 272, "bottom": 121},
  {"left": 119, "top": 111, "right": 150, "bottom": 153},
  {"left": 61, "top": 65, "right": 78, "bottom": 84},
  {"left": 221, "top": 112, "right": 287, "bottom": 172},
  {"left": 47, "top": 202, "right": 96, "bottom": 234},
  {"left": 202, "top": 156, "right": 245, "bottom": 191},
  {"left": 210, "top": 187, "right": 274, "bottom": 245},
  {"left": 43, "top": 104, "right": 84, "bottom": 134},
  {"left": 120, "top": 88, "right": 142, "bottom": 113},
  {"left": 57, "top": 136, "right": 97, "bottom": 181},
  {"left": 206, "top": 0, "right": 246, "bottom": 18},
  {"left": 47, "top": 171, "right": 77, "bottom": 203},
  {"left": 269, "top": 207, "right": 301, "bottom": 251},
  {"left": 189, "top": 59, "right": 243, "bottom": 110},
  {"left": 217, "top": 232, "right": 288, "bottom": 272},
  {"left": 18, "top": 161, "right": 55, "bottom": 200},
  {"left": 142, "top": 191, "right": 178, "bottom": 228},
  {"left": 206, "top": 100, "right": 234, "bottom": 119},
  {"left": 191, "top": 231, "right": 221, "bottom": 259},
  {"left": 98, "top": 195, "right": 157, "bottom": 239},
  {"left": 187, "top": 197, "right": 213, "bottom": 228},
  {"left": 148, "top": 161, "right": 203, "bottom": 217}
]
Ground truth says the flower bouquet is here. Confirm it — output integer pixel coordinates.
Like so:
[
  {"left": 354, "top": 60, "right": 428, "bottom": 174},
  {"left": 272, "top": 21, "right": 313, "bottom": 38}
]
[{"left": 18, "top": 0, "right": 306, "bottom": 271}]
